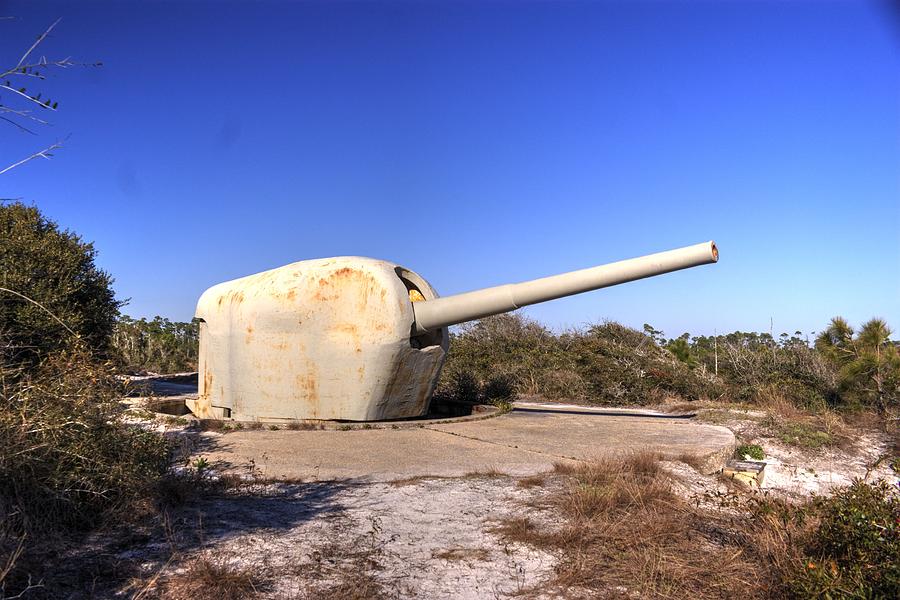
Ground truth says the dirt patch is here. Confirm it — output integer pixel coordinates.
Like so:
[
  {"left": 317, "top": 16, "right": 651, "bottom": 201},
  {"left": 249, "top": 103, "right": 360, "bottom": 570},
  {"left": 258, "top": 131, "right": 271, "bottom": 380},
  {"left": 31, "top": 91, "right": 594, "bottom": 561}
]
[{"left": 124, "top": 477, "right": 555, "bottom": 599}]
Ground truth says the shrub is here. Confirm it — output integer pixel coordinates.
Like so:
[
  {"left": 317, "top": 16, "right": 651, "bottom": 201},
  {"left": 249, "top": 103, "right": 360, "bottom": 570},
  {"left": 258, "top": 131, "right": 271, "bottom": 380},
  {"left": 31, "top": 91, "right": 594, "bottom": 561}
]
[
  {"left": 0, "top": 351, "right": 170, "bottom": 532},
  {"left": 719, "top": 337, "right": 839, "bottom": 408},
  {"left": 0, "top": 202, "right": 121, "bottom": 370},
  {"left": 440, "top": 315, "right": 722, "bottom": 406},
  {"left": 0, "top": 350, "right": 170, "bottom": 591},
  {"left": 445, "top": 313, "right": 571, "bottom": 397},
  {"left": 786, "top": 480, "right": 899, "bottom": 598},
  {"left": 774, "top": 421, "right": 835, "bottom": 450},
  {"left": 434, "top": 369, "right": 480, "bottom": 403},
  {"left": 482, "top": 373, "right": 515, "bottom": 403}
]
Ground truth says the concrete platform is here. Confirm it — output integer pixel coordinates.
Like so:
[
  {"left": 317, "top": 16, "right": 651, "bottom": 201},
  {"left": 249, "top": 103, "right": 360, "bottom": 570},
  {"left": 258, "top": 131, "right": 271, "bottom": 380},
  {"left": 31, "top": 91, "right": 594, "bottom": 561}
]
[{"left": 195, "top": 403, "right": 735, "bottom": 481}]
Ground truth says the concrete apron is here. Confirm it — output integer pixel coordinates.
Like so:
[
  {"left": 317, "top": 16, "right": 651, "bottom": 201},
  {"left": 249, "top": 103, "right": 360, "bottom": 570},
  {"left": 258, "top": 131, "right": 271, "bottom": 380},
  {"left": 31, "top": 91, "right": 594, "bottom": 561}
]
[{"left": 194, "top": 403, "right": 736, "bottom": 481}]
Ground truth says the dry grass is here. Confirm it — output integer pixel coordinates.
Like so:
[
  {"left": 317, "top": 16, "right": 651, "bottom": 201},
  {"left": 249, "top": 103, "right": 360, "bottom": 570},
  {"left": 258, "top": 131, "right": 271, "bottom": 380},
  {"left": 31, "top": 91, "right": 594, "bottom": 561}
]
[
  {"left": 756, "top": 388, "right": 856, "bottom": 450},
  {"left": 301, "top": 571, "right": 389, "bottom": 600},
  {"left": 461, "top": 467, "right": 506, "bottom": 478},
  {"left": 286, "top": 420, "right": 324, "bottom": 431},
  {"left": 516, "top": 474, "right": 546, "bottom": 488},
  {"left": 432, "top": 547, "right": 490, "bottom": 562},
  {"left": 675, "top": 452, "right": 707, "bottom": 471},
  {"left": 292, "top": 529, "right": 396, "bottom": 600},
  {"left": 390, "top": 468, "right": 507, "bottom": 487},
  {"left": 495, "top": 452, "right": 792, "bottom": 599},
  {"left": 154, "top": 554, "right": 264, "bottom": 600}
]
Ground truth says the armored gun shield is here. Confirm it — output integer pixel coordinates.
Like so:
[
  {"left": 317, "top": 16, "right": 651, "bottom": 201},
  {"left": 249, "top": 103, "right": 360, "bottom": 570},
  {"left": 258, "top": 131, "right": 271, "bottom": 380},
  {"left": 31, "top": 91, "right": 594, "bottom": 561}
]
[
  {"left": 190, "top": 257, "right": 448, "bottom": 421},
  {"left": 192, "top": 242, "right": 718, "bottom": 421}
]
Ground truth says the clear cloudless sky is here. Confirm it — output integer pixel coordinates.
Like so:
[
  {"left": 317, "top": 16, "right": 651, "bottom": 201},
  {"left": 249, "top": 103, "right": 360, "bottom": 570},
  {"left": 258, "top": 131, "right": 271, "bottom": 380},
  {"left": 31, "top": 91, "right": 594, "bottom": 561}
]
[{"left": 1, "top": 0, "right": 898, "bottom": 338}]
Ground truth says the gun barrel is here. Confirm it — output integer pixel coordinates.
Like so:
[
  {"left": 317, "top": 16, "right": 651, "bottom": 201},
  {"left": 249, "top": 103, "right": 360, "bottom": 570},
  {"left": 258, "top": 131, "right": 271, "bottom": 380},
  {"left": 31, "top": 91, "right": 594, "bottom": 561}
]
[{"left": 412, "top": 241, "right": 718, "bottom": 335}]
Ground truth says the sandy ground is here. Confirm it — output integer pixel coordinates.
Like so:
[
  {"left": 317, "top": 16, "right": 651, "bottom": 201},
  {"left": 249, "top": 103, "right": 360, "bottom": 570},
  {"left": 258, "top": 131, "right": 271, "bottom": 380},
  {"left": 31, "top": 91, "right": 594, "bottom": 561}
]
[
  {"left": 122, "top": 476, "right": 557, "bottom": 599},
  {"left": 115, "top": 396, "right": 897, "bottom": 599},
  {"left": 689, "top": 408, "right": 898, "bottom": 497}
]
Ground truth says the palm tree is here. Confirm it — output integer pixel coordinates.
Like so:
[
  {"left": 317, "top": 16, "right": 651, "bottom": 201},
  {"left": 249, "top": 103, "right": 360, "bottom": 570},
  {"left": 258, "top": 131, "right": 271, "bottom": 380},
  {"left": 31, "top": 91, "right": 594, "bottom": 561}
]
[{"left": 816, "top": 317, "right": 899, "bottom": 412}]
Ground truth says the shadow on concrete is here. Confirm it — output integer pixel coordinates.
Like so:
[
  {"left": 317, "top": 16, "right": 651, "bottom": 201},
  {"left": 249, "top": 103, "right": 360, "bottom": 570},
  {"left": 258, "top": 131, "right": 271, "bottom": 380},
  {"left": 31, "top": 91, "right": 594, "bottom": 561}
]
[
  {"left": 512, "top": 407, "right": 696, "bottom": 419},
  {"left": 165, "top": 430, "right": 356, "bottom": 548},
  {"left": 170, "top": 480, "right": 355, "bottom": 549}
]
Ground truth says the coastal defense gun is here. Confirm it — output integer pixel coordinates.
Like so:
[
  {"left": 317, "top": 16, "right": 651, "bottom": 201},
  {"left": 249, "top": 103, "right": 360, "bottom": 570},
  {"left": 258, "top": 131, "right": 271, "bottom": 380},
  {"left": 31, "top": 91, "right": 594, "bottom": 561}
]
[{"left": 189, "top": 241, "right": 718, "bottom": 422}]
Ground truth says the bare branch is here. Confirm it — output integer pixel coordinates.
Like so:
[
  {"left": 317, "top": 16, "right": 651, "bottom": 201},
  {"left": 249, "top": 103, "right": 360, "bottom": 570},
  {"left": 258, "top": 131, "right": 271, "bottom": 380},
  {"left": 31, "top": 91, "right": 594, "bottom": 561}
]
[
  {"left": 0, "top": 114, "right": 36, "bottom": 134},
  {"left": 1, "top": 19, "right": 94, "bottom": 174},
  {"left": 13, "top": 18, "right": 60, "bottom": 74},
  {"left": 0, "top": 84, "right": 57, "bottom": 110},
  {"left": 3, "top": 56, "right": 78, "bottom": 79},
  {"left": 0, "top": 105, "right": 50, "bottom": 125},
  {"left": 0, "top": 140, "right": 63, "bottom": 176}
]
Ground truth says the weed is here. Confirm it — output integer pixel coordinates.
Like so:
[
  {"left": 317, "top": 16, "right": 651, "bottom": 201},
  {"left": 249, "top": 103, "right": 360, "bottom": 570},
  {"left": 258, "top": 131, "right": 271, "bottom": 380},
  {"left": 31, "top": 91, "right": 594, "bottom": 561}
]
[
  {"left": 156, "top": 553, "right": 264, "bottom": 600},
  {"left": 517, "top": 475, "right": 546, "bottom": 488},
  {"left": 776, "top": 422, "right": 834, "bottom": 449},
  {"left": 493, "top": 399, "right": 513, "bottom": 414},
  {"left": 432, "top": 547, "right": 490, "bottom": 562},
  {"left": 735, "top": 444, "right": 765, "bottom": 460},
  {"left": 503, "top": 453, "right": 900, "bottom": 599}
]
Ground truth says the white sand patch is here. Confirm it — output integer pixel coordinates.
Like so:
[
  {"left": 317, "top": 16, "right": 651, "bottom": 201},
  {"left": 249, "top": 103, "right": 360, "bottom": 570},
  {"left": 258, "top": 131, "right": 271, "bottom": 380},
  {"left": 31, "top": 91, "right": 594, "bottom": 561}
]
[{"left": 138, "top": 476, "right": 556, "bottom": 598}]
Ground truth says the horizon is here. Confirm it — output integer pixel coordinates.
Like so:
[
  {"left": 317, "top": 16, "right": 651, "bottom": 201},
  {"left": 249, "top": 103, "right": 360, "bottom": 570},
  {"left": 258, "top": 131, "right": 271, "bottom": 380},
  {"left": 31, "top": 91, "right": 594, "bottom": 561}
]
[{"left": 2, "top": 0, "right": 898, "bottom": 338}]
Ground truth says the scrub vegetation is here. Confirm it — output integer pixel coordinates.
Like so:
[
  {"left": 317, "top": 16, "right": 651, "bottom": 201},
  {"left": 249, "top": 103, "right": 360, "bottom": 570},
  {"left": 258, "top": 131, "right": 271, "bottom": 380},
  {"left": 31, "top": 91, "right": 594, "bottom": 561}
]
[
  {"left": 496, "top": 454, "right": 899, "bottom": 599},
  {"left": 438, "top": 312, "right": 899, "bottom": 420},
  {"left": 0, "top": 202, "right": 171, "bottom": 597}
]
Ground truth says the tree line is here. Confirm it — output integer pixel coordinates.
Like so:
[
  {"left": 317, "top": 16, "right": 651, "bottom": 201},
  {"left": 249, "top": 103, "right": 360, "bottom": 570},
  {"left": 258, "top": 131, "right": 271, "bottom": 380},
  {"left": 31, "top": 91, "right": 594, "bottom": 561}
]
[{"left": 440, "top": 313, "right": 899, "bottom": 414}]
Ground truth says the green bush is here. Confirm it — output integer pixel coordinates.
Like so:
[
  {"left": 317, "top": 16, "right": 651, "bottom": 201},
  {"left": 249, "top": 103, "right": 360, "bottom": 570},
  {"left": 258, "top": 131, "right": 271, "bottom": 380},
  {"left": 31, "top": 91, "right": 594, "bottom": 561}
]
[
  {"left": 0, "top": 205, "right": 173, "bottom": 596},
  {"left": 436, "top": 369, "right": 480, "bottom": 403},
  {"left": 787, "top": 480, "right": 899, "bottom": 598},
  {"left": 483, "top": 373, "right": 515, "bottom": 403},
  {"left": 0, "top": 202, "right": 121, "bottom": 370},
  {"left": 0, "top": 350, "right": 171, "bottom": 593},
  {"left": 440, "top": 315, "right": 722, "bottom": 405}
]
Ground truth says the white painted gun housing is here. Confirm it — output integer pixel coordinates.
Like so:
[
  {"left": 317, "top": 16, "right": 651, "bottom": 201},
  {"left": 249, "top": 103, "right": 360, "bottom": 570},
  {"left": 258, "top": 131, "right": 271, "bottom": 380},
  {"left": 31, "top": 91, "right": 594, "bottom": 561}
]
[{"left": 190, "top": 241, "right": 718, "bottom": 422}]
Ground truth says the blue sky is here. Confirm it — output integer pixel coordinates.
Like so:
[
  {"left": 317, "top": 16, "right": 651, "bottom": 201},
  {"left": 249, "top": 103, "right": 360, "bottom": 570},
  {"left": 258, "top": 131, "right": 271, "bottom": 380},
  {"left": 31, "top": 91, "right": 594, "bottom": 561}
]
[{"left": 1, "top": 0, "right": 897, "bottom": 338}]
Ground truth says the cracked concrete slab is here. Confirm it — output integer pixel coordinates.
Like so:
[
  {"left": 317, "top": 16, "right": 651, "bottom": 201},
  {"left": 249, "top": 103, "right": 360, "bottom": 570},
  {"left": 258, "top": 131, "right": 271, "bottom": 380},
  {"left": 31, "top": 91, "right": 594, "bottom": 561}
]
[{"left": 193, "top": 404, "right": 735, "bottom": 481}]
